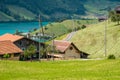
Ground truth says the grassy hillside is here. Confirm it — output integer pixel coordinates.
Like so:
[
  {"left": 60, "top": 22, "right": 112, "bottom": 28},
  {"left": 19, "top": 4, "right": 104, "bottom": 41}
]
[
  {"left": 7, "top": 5, "right": 36, "bottom": 20},
  {"left": 0, "top": 11, "right": 15, "bottom": 21},
  {"left": 32, "top": 19, "right": 97, "bottom": 37},
  {"left": 0, "top": 60, "right": 120, "bottom": 80},
  {"left": 71, "top": 21, "right": 120, "bottom": 58}
]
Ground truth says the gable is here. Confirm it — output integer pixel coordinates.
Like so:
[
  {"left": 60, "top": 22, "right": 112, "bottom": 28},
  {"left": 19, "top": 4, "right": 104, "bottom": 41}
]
[{"left": 54, "top": 40, "right": 71, "bottom": 52}]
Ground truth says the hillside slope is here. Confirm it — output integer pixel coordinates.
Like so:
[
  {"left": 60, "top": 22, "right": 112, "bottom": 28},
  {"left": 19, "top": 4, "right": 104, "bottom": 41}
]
[
  {"left": 32, "top": 19, "right": 97, "bottom": 37},
  {"left": 0, "top": 0, "right": 120, "bottom": 22},
  {"left": 71, "top": 21, "right": 120, "bottom": 58}
]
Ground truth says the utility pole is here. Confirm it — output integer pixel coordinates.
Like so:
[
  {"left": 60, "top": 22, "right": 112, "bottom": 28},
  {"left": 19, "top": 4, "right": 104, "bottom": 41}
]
[
  {"left": 52, "top": 33, "right": 54, "bottom": 61},
  {"left": 38, "top": 14, "right": 41, "bottom": 61},
  {"left": 71, "top": 16, "right": 75, "bottom": 32},
  {"left": 104, "top": 15, "right": 107, "bottom": 58},
  {"left": 40, "top": 15, "right": 44, "bottom": 36}
]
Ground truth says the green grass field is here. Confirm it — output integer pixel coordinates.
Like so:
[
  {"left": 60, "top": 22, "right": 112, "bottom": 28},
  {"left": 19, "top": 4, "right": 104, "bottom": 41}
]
[{"left": 0, "top": 59, "right": 120, "bottom": 80}]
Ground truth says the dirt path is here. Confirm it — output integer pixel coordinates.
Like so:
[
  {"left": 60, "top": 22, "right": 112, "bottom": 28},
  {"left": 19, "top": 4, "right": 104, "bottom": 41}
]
[{"left": 64, "top": 31, "right": 76, "bottom": 41}]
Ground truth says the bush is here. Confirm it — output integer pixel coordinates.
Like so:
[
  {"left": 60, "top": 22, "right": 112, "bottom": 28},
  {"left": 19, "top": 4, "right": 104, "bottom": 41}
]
[
  {"left": 108, "top": 54, "right": 116, "bottom": 59},
  {"left": 3, "top": 54, "right": 10, "bottom": 59},
  {"left": 81, "top": 25, "right": 86, "bottom": 29}
]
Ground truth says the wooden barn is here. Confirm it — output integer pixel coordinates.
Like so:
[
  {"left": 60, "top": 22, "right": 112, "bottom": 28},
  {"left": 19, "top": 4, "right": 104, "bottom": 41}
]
[{"left": 49, "top": 40, "right": 89, "bottom": 59}]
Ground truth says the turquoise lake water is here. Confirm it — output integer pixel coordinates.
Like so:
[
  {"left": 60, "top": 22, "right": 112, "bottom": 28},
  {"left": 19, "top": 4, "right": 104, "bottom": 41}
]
[{"left": 0, "top": 22, "right": 48, "bottom": 35}]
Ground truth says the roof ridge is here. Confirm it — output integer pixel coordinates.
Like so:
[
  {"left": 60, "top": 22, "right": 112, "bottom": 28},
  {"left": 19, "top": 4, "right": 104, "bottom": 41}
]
[{"left": 0, "top": 33, "right": 24, "bottom": 42}]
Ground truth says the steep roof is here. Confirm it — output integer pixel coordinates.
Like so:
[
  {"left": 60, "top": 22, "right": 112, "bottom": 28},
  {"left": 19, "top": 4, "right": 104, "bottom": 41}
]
[
  {"left": 54, "top": 40, "right": 72, "bottom": 52},
  {"left": 0, "top": 33, "right": 24, "bottom": 42},
  {"left": 0, "top": 40, "right": 23, "bottom": 55},
  {"left": 53, "top": 40, "right": 89, "bottom": 55}
]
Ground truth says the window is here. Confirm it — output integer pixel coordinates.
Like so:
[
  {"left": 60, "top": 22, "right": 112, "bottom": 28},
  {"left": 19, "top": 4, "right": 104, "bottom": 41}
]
[
  {"left": 14, "top": 53, "right": 20, "bottom": 57},
  {"left": 69, "top": 47, "right": 73, "bottom": 50},
  {"left": 0, "top": 55, "right": 3, "bottom": 58}
]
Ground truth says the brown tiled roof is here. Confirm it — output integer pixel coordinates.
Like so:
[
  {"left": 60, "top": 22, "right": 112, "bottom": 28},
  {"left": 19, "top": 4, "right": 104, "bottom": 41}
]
[
  {"left": 0, "top": 33, "right": 24, "bottom": 42},
  {"left": 54, "top": 40, "right": 71, "bottom": 52},
  {"left": 0, "top": 40, "right": 23, "bottom": 55}
]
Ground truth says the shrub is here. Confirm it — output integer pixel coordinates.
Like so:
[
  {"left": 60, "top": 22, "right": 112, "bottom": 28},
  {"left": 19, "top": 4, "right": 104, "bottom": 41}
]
[
  {"left": 81, "top": 25, "right": 86, "bottom": 29},
  {"left": 3, "top": 53, "right": 10, "bottom": 60},
  {"left": 3, "top": 54, "right": 10, "bottom": 58},
  {"left": 67, "top": 29, "right": 72, "bottom": 33},
  {"left": 108, "top": 54, "right": 116, "bottom": 59}
]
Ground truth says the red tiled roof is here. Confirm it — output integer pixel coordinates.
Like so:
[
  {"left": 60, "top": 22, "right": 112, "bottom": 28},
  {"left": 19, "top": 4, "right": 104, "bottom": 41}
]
[
  {"left": 54, "top": 40, "right": 71, "bottom": 52},
  {"left": 0, "top": 33, "right": 24, "bottom": 42},
  {"left": 0, "top": 40, "right": 23, "bottom": 55}
]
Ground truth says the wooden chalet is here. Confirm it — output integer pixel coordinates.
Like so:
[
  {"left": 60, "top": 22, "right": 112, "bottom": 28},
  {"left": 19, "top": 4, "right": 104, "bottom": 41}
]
[
  {"left": 48, "top": 40, "right": 89, "bottom": 59},
  {"left": 0, "top": 33, "right": 44, "bottom": 60},
  {"left": 0, "top": 33, "right": 44, "bottom": 51}
]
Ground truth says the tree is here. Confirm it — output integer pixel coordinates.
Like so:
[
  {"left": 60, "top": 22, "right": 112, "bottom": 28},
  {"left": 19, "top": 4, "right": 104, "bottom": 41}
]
[
  {"left": 46, "top": 45, "right": 59, "bottom": 60},
  {"left": 24, "top": 44, "right": 36, "bottom": 61},
  {"left": 109, "top": 11, "right": 120, "bottom": 25},
  {"left": 39, "top": 47, "right": 46, "bottom": 58},
  {"left": 46, "top": 45, "right": 52, "bottom": 60}
]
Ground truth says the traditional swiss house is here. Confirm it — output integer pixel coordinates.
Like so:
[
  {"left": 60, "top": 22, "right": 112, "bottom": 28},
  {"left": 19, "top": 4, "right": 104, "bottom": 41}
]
[
  {"left": 0, "top": 33, "right": 44, "bottom": 60},
  {"left": 48, "top": 40, "right": 89, "bottom": 59},
  {"left": 0, "top": 33, "right": 44, "bottom": 51},
  {"left": 0, "top": 40, "right": 23, "bottom": 60}
]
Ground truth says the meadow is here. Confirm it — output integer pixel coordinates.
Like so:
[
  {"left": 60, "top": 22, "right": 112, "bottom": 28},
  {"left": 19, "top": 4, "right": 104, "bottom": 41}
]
[
  {"left": 0, "top": 59, "right": 120, "bottom": 80},
  {"left": 71, "top": 20, "right": 120, "bottom": 58}
]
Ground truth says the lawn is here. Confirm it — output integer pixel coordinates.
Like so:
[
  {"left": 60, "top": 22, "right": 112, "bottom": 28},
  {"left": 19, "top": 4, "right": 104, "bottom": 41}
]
[{"left": 0, "top": 59, "right": 120, "bottom": 80}]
